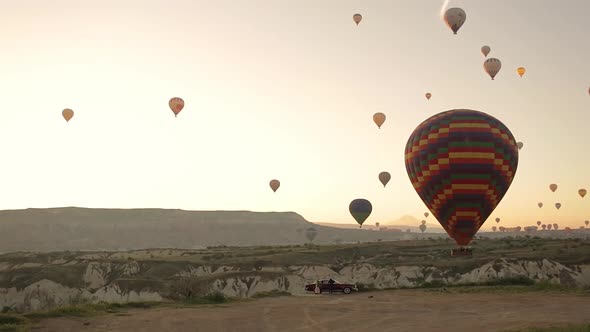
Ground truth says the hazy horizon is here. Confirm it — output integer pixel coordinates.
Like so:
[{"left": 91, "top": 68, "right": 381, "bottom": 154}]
[{"left": 1, "top": 0, "right": 589, "bottom": 229}]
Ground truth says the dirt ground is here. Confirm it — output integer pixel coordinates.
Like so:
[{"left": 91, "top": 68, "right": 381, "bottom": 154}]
[{"left": 31, "top": 290, "right": 590, "bottom": 332}]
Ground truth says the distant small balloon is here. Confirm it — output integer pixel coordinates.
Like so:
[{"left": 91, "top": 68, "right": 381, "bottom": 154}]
[
  {"left": 549, "top": 184, "right": 558, "bottom": 192},
  {"left": 536, "top": 221, "right": 542, "bottom": 226},
  {"left": 585, "top": 220, "right": 589, "bottom": 226},
  {"left": 484, "top": 58, "right": 502, "bottom": 80},
  {"left": 443, "top": 8, "right": 466, "bottom": 35},
  {"left": 376, "top": 222, "right": 380, "bottom": 228},
  {"left": 424, "top": 212, "right": 429, "bottom": 218},
  {"left": 555, "top": 202, "right": 561, "bottom": 210},
  {"left": 481, "top": 46, "right": 491, "bottom": 57},
  {"left": 349, "top": 199, "right": 372, "bottom": 228},
  {"left": 421, "top": 220, "right": 426, "bottom": 225},
  {"left": 378, "top": 172, "right": 391, "bottom": 187},
  {"left": 517, "top": 67, "right": 526, "bottom": 77},
  {"left": 517, "top": 142, "right": 524, "bottom": 150},
  {"left": 579, "top": 188, "right": 587, "bottom": 198},
  {"left": 495, "top": 217, "right": 500, "bottom": 223},
  {"left": 492, "top": 226, "right": 497, "bottom": 232},
  {"left": 62, "top": 109, "right": 74, "bottom": 122},
  {"left": 269, "top": 179, "right": 280, "bottom": 193},
  {"left": 169, "top": 97, "right": 184, "bottom": 117},
  {"left": 425, "top": 93, "right": 432, "bottom": 100},
  {"left": 373, "top": 112, "right": 386, "bottom": 129},
  {"left": 353, "top": 13, "right": 362, "bottom": 25},
  {"left": 419, "top": 224, "right": 427, "bottom": 233},
  {"left": 538, "top": 202, "right": 543, "bottom": 208}
]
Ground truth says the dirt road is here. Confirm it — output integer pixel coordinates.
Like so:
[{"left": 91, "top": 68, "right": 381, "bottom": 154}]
[{"left": 32, "top": 290, "right": 590, "bottom": 332}]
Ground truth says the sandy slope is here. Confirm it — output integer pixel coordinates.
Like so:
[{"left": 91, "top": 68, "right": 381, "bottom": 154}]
[{"left": 32, "top": 290, "right": 590, "bottom": 332}]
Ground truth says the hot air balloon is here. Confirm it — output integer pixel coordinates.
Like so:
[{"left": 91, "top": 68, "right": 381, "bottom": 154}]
[
  {"left": 541, "top": 224, "right": 547, "bottom": 230},
  {"left": 517, "top": 142, "right": 524, "bottom": 150},
  {"left": 353, "top": 14, "right": 362, "bottom": 25},
  {"left": 62, "top": 109, "right": 74, "bottom": 122},
  {"left": 373, "top": 112, "right": 386, "bottom": 129},
  {"left": 375, "top": 222, "right": 380, "bottom": 228},
  {"left": 517, "top": 67, "right": 526, "bottom": 77},
  {"left": 269, "top": 179, "right": 280, "bottom": 193},
  {"left": 499, "top": 226, "right": 506, "bottom": 232},
  {"left": 537, "top": 221, "right": 542, "bottom": 226},
  {"left": 404, "top": 109, "right": 518, "bottom": 250},
  {"left": 553, "top": 223, "right": 558, "bottom": 230},
  {"left": 495, "top": 218, "right": 501, "bottom": 224},
  {"left": 547, "top": 224, "right": 552, "bottom": 230},
  {"left": 169, "top": 97, "right": 184, "bottom": 117},
  {"left": 349, "top": 199, "right": 372, "bottom": 228},
  {"left": 378, "top": 172, "right": 391, "bottom": 188},
  {"left": 481, "top": 46, "right": 490, "bottom": 57},
  {"left": 425, "top": 93, "right": 432, "bottom": 100},
  {"left": 421, "top": 220, "right": 426, "bottom": 225},
  {"left": 492, "top": 226, "right": 497, "bottom": 232},
  {"left": 443, "top": 8, "right": 466, "bottom": 35},
  {"left": 555, "top": 203, "right": 561, "bottom": 210},
  {"left": 306, "top": 227, "right": 318, "bottom": 242},
  {"left": 585, "top": 220, "right": 589, "bottom": 227},
  {"left": 419, "top": 224, "right": 427, "bottom": 233},
  {"left": 484, "top": 58, "right": 502, "bottom": 80},
  {"left": 549, "top": 184, "right": 558, "bottom": 192},
  {"left": 538, "top": 202, "right": 543, "bottom": 208},
  {"left": 579, "top": 189, "right": 587, "bottom": 198},
  {"left": 424, "top": 212, "right": 429, "bottom": 218}
]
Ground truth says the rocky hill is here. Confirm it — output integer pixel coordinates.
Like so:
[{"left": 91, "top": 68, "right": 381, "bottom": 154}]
[{"left": 0, "top": 207, "right": 439, "bottom": 252}]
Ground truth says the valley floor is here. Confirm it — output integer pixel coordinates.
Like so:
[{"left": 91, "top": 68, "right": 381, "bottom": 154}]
[{"left": 30, "top": 289, "right": 590, "bottom": 332}]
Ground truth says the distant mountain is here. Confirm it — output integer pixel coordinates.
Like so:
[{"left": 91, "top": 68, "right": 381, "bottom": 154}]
[{"left": 0, "top": 207, "right": 431, "bottom": 252}]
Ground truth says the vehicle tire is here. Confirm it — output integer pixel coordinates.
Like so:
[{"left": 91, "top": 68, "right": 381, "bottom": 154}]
[{"left": 343, "top": 287, "right": 351, "bottom": 294}]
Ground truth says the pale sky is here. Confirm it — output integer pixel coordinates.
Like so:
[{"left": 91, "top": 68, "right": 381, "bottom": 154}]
[{"left": 1, "top": 0, "right": 589, "bottom": 230}]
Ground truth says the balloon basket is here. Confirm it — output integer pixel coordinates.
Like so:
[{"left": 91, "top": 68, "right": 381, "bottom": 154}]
[{"left": 450, "top": 247, "right": 472, "bottom": 257}]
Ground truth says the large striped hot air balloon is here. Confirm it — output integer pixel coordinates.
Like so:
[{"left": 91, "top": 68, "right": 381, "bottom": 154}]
[{"left": 405, "top": 109, "right": 519, "bottom": 248}]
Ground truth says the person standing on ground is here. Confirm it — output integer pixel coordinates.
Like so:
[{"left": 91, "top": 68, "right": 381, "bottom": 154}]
[
  {"left": 328, "top": 278, "right": 335, "bottom": 294},
  {"left": 314, "top": 280, "right": 321, "bottom": 294}
]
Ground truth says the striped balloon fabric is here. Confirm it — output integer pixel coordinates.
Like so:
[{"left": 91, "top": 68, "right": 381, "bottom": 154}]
[{"left": 404, "top": 109, "right": 519, "bottom": 246}]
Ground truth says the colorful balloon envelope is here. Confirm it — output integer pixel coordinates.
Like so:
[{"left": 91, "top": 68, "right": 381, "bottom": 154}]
[
  {"left": 404, "top": 109, "right": 519, "bottom": 246},
  {"left": 517, "top": 67, "right": 526, "bottom": 77},
  {"left": 349, "top": 198, "right": 372, "bottom": 228}
]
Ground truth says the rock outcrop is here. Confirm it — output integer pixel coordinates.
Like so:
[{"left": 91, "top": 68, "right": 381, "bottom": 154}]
[{"left": 1, "top": 258, "right": 588, "bottom": 313}]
